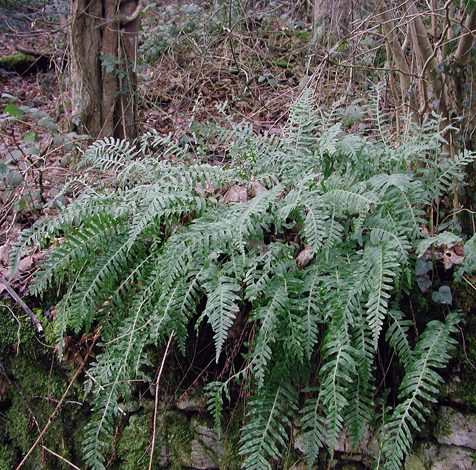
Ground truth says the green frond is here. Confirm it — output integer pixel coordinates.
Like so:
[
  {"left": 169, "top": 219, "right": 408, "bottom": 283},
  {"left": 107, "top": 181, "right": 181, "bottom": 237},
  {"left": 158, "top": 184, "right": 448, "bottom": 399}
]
[
  {"left": 10, "top": 194, "right": 128, "bottom": 279},
  {"left": 31, "top": 218, "right": 127, "bottom": 296},
  {"left": 319, "top": 324, "right": 356, "bottom": 450},
  {"left": 249, "top": 277, "right": 290, "bottom": 386},
  {"left": 300, "top": 390, "right": 326, "bottom": 468},
  {"left": 381, "top": 311, "right": 461, "bottom": 470},
  {"left": 360, "top": 244, "right": 400, "bottom": 348},
  {"left": 455, "top": 232, "right": 476, "bottom": 281},
  {"left": 201, "top": 267, "right": 241, "bottom": 361},
  {"left": 127, "top": 189, "right": 206, "bottom": 247},
  {"left": 240, "top": 378, "right": 298, "bottom": 470},
  {"left": 231, "top": 183, "right": 284, "bottom": 255},
  {"left": 83, "top": 302, "right": 152, "bottom": 468},
  {"left": 300, "top": 266, "right": 323, "bottom": 359},
  {"left": 346, "top": 309, "right": 375, "bottom": 448},
  {"left": 81, "top": 136, "right": 141, "bottom": 172},
  {"left": 244, "top": 243, "right": 295, "bottom": 302},
  {"left": 386, "top": 309, "right": 415, "bottom": 371},
  {"left": 421, "top": 150, "right": 476, "bottom": 201}
]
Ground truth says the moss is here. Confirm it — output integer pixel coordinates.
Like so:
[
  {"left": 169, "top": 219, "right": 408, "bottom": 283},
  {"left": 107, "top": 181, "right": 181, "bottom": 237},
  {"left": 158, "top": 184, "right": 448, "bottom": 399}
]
[
  {"left": 220, "top": 410, "right": 242, "bottom": 470},
  {"left": 166, "top": 410, "right": 194, "bottom": 445},
  {"left": 0, "top": 53, "right": 32, "bottom": 71},
  {"left": 404, "top": 442, "right": 433, "bottom": 470},
  {"left": 443, "top": 280, "right": 476, "bottom": 407},
  {"left": 116, "top": 412, "right": 164, "bottom": 470},
  {"left": 0, "top": 302, "right": 88, "bottom": 470}
]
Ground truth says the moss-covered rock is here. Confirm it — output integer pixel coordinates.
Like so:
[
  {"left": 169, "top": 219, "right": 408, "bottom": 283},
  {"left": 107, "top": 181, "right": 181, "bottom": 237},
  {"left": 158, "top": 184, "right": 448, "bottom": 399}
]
[
  {"left": 0, "top": 301, "right": 89, "bottom": 469},
  {"left": 116, "top": 412, "right": 166, "bottom": 469}
]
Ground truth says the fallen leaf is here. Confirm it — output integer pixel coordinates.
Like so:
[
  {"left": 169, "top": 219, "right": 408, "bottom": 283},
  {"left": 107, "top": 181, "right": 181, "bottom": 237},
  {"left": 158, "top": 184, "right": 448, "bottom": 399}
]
[
  {"left": 250, "top": 181, "right": 267, "bottom": 197},
  {"left": 0, "top": 241, "right": 11, "bottom": 266},
  {"left": 223, "top": 185, "right": 248, "bottom": 203},
  {"left": 296, "top": 244, "right": 314, "bottom": 269},
  {"left": 443, "top": 249, "right": 464, "bottom": 269}
]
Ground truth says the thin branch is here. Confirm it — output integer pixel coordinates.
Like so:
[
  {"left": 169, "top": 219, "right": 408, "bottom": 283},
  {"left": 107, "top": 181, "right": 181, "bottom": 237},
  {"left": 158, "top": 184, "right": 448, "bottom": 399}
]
[
  {"left": 149, "top": 330, "right": 175, "bottom": 470},
  {"left": 0, "top": 277, "right": 43, "bottom": 333},
  {"left": 40, "top": 445, "right": 81, "bottom": 470}
]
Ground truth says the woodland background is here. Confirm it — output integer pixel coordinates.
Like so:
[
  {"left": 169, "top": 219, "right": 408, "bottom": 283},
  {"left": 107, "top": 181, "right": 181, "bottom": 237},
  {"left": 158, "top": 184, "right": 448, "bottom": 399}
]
[{"left": 2, "top": 1, "right": 476, "bottom": 469}]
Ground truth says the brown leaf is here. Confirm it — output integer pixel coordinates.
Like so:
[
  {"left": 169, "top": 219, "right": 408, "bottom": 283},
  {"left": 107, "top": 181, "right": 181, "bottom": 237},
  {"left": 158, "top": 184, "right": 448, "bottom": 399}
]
[
  {"left": 0, "top": 241, "right": 11, "bottom": 266},
  {"left": 222, "top": 185, "right": 240, "bottom": 203},
  {"left": 296, "top": 244, "right": 314, "bottom": 269},
  {"left": 250, "top": 181, "right": 267, "bottom": 197},
  {"left": 443, "top": 249, "right": 464, "bottom": 269},
  {"left": 223, "top": 185, "right": 248, "bottom": 203}
]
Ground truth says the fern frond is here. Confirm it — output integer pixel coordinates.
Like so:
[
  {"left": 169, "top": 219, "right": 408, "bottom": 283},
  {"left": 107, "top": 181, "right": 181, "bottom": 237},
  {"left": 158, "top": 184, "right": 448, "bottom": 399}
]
[
  {"left": 380, "top": 311, "right": 461, "bottom": 470},
  {"left": 81, "top": 137, "right": 141, "bottom": 172},
  {"left": 346, "top": 308, "right": 375, "bottom": 448},
  {"left": 31, "top": 218, "right": 127, "bottom": 296},
  {"left": 300, "top": 266, "right": 323, "bottom": 359},
  {"left": 240, "top": 378, "right": 298, "bottom": 470},
  {"left": 127, "top": 189, "right": 206, "bottom": 248},
  {"left": 10, "top": 194, "right": 128, "bottom": 278},
  {"left": 231, "top": 183, "right": 284, "bottom": 255},
  {"left": 318, "top": 325, "right": 356, "bottom": 450},
  {"left": 249, "top": 277, "right": 290, "bottom": 386},
  {"left": 455, "top": 232, "right": 476, "bottom": 281},
  {"left": 201, "top": 266, "right": 241, "bottom": 361},
  {"left": 360, "top": 243, "right": 400, "bottom": 348},
  {"left": 300, "top": 389, "right": 326, "bottom": 468},
  {"left": 386, "top": 308, "right": 415, "bottom": 371},
  {"left": 421, "top": 150, "right": 476, "bottom": 201},
  {"left": 83, "top": 299, "right": 152, "bottom": 469}
]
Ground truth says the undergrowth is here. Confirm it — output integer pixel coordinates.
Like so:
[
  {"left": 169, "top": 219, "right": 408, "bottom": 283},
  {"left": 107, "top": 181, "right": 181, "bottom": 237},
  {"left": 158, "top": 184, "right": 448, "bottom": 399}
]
[{"left": 11, "top": 87, "right": 476, "bottom": 470}]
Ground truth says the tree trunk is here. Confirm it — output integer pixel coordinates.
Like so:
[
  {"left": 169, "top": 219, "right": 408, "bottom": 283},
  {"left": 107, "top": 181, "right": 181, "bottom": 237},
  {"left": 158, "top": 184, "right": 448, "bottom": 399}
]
[{"left": 68, "top": 0, "right": 141, "bottom": 140}]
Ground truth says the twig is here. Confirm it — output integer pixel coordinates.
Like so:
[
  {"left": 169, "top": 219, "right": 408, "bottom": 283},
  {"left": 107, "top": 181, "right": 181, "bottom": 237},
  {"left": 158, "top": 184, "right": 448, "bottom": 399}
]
[
  {"left": 15, "top": 331, "right": 99, "bottom": 470},
  {"left": 0, "top": 277, "right": 43, "bottom": 333},
  {"left": 149, "top": 330, "right": 175, "bottom": 470},
  {"left": 40, "top": 445, "right": 81, "bottom": 470},
  {"left": 458, "top": 324, "right": 476, "bottom": 371}
]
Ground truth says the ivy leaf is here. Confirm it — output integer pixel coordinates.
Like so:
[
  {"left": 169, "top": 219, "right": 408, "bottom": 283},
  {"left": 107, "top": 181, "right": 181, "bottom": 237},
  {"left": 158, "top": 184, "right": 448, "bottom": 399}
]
[
  {"left": 23, "top": 130, "right": 40, "bottom": 143},
  {"left": 432, "top": 286, "right": 452, "bottom": 305},
  {"left": 4, "top": 103, "right": 23, "bottom": 117},
  {"left": 417, "top": 276, "right": 432, "bottom": 293},
  {"left": 415, "top": 257, "right": 432, "bottom": 276}
]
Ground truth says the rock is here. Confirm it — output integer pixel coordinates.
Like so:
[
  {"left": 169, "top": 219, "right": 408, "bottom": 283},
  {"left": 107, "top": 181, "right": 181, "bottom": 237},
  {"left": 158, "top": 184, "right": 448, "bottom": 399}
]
[
  {"left": 405, "top": 443, "right": 476, "bottom": 470},
  {"left": 190, "top": 439, "right": 219, "bottom": 469},
  {"left": 177, "top": 394, "right": 206, "bottom": 411},
  {"left": 333, "top": 426, "right": 371, "bottom": 455},
  {"left": 435, "top": 406, "right": 476, "bottom": 450},
  {"left": 191, "top": 415, "right": 225, "bottom": 467}
]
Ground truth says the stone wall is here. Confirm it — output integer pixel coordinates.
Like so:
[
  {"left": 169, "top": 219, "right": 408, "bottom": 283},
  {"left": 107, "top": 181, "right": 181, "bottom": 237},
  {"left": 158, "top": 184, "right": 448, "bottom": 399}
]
[{"left": 135, "top": 396, "right": 476, "bottom": 470}]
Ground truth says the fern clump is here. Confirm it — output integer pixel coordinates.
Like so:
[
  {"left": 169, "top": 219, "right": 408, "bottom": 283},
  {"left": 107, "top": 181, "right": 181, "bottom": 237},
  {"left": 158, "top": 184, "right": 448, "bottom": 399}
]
[{"left": 12, "top": 89, "right": 474, "bottom": 470}]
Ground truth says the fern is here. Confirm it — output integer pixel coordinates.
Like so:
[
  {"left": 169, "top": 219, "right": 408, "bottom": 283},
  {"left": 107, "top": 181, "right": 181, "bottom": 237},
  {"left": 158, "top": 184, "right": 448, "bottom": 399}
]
[{"left": 12, "top": 87, "right": 476, "bottom": 470}]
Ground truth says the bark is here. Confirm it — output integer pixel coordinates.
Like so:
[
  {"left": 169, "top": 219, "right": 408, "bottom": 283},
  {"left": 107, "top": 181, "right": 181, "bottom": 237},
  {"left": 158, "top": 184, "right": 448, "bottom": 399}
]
[
  {"left": 68, "top": 0, "right": 140, "bottom": 140},
  {"left": 378, "top": 4, "right": 419, "bottom": 124},
  {"left": 407, "top": 2, "right": 449, "bottom": 124},
  {"left": 453, "top": 3, "right": 476, "bottom": 66}
]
